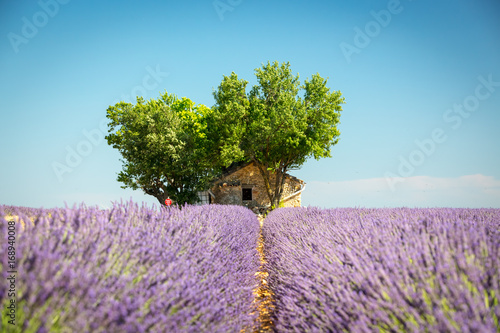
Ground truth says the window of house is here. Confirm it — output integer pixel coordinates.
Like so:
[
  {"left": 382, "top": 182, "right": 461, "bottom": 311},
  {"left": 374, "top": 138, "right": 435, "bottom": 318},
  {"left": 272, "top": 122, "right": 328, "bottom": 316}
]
[
  {"left": 242, "top": 188, "right": 252, "bottom": 201},
  {"left": 198, "top": 191, "right": 211, "bottom": 204}
]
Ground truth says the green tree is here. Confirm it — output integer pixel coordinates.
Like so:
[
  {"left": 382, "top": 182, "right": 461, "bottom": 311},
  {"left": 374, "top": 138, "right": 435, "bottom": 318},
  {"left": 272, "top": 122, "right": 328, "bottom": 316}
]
[
  {"left": 105, "top": 92, "right": 215, "bottom": 206},
  {"left": 210, "top": 61, "right": 344, "bottom": 209}
]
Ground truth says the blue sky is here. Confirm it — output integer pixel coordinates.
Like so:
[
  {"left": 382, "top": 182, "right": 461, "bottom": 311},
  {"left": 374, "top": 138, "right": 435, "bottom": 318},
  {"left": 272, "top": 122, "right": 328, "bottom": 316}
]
[{"left": 1, "top": 0, "right": 499, "bottom": 209}]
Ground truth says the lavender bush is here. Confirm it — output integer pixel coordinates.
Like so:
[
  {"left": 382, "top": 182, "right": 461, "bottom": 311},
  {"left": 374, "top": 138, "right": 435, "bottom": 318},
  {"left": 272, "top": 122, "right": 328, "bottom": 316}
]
[
  {"left": 0, "top": 205, "right": 58, "bottom": 219},
  {"left": 0, "top": 202, "right": 260, "bottom": 332},
  {"left": 263, "top": 207, "right": 500, "bottom": 332}
]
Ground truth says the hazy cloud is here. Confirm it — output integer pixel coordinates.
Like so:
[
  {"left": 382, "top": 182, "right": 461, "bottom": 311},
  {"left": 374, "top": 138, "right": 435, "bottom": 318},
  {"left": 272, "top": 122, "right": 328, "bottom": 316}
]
[{"left": 303, "top": 174, "right": 500, "bottom": 208}]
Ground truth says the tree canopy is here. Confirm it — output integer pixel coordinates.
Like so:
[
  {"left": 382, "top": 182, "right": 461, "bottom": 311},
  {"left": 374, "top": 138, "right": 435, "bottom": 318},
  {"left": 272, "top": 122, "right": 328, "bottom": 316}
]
[
  {"left": 106, "top": 61, "right": 344, "bottom": 209},
  {"left": 105, "top": 92, "right": 215, "bottom": 206},
  {"left": 210, "top": 61, "right": 344, "bottom": 208}
]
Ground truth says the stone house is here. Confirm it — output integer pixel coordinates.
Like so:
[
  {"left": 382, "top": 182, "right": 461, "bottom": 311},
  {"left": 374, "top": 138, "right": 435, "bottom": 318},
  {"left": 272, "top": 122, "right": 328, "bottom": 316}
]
[{"left": 198, "top": 161, "right": 305, "bottom": 213}]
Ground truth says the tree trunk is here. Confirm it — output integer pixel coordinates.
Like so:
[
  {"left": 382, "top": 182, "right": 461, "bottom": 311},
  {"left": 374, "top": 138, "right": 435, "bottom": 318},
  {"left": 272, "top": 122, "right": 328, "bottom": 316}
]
[
  {"left": 143, "top": 183, "right": 170, "bottom": 207},
  {"left": 253, "top": 159, "right": 289, "bottom": 211},
  {"left": 253, "top": 159, "right": 275, "bottom": 208},
  {"left": 272, "top": 169, "right": 282, "bottom": 208},
  {"left": 272, "top": 168, "right": 287, "bottom": 209},
  {"left": 276, "top": 168, "right": 288, "bottom": 207}
]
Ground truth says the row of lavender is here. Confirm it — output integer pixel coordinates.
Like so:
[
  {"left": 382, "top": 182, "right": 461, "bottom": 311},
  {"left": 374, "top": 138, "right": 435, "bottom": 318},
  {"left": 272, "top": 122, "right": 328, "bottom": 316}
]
[
  {"left": 263, "top": 207, "right": 500, "bottom": 332},
  {"left": 0, "top": 203, "right": 260, "bottom": 332},
  {"left": 0, "top": 205, "right": 59, "bottom": 218}
]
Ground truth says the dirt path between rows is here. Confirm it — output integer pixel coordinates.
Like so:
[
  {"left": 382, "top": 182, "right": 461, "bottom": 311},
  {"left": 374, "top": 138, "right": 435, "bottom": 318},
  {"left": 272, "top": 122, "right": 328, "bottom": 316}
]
[{"left": 252, "top": 216, "right": 275, "bottom": 332}]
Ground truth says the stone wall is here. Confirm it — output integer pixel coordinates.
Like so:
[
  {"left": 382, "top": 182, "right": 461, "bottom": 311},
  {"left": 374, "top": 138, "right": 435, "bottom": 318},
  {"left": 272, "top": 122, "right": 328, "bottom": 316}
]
[
  {"left": 281, "top": 192, "right": 301, "bottom": 208},
  {"left": 211, "top": 162, "right": 304, "bottom": 209}
]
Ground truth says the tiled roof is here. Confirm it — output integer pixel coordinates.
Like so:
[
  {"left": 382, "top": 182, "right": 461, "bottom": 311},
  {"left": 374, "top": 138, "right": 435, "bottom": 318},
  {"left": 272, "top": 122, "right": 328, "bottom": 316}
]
[{"left": 213, "top": 160, "right": 304, "bottom": 183}]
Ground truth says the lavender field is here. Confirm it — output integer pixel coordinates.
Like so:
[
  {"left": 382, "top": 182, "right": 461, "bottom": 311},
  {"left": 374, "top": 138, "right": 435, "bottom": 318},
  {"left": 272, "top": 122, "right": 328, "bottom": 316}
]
[
  {"left": 0, "top": 203, "right": 260, "bottom": 332},
  {"left": 263, "top": 207, "right": 500, "bottom": 332},
  {"left": 1, "top": 204, "right": 500, "bottom": 332}
]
